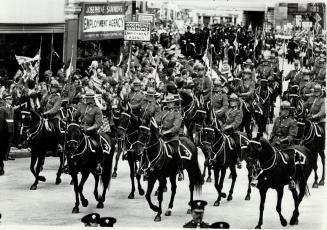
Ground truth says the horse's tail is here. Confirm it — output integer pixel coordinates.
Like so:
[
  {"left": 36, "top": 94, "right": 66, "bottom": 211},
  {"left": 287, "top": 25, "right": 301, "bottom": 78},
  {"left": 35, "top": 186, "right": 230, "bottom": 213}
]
[
  {"left": 190, "top": 144, "right": 203, "bottom": 193},
  {"left": 294, "top": 164, "right": 310, "bottom": 197},
  {"left": 100, "top": 136, "right": 115, "bottom": 192}
]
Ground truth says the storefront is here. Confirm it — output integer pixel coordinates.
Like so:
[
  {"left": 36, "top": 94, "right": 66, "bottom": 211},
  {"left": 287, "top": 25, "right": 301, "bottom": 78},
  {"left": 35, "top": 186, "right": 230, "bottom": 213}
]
[{"left": 0, "top": 0, "right": 65, "bottom": 79}]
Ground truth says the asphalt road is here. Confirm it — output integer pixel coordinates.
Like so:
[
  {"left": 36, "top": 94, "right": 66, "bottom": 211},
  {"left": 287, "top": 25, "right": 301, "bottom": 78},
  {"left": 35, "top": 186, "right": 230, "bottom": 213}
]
[{"left": 1, "top": 58, "right": 326, "bottom": 229}]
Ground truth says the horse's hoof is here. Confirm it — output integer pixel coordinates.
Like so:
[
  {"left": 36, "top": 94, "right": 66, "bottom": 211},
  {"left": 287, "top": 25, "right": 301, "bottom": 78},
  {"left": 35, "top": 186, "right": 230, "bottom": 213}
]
[
  {"left": 165, "top": 210, "right": 172, "bottom": 216},
  {"left": 82, "top": 199, "right": 88, "bottom": 207},
  {"left": 154, "top": 215, "right": 161, "bottom": 222},
  {"left": 290, "top": 217, "right": 298, "bottom": 225},
  {"left": 30, "top": 184, "right": 37, "bottom": 190},
  {"left": 155, "top": 190, "right": 158, "bottom": 196},
  {"left": 312, "top": 182, "right": 319, "bottom": 188},
  {"left": 281, "top": 217, "right": 287, "bottom": 227},
  {"left": 227, "top": 194, "right": 233, "bottom": 201},
  {"left": 128, "top": 193, "right": 135, "bottom": 199},
  {"left": 213, "top": 200, "right": 220, "bottom": 206},
  {"left": 163, "top": 187, "right": 167, "bottom": 192},
  {"left": 319, "top": 180, "right": 325, "bottom": 186},
  {"left": 55, "top": 178, "right": 61, "bottom": 185},
  {"left": 72, "top": 207, "right": 79, "bottom": 213},
  {"left": 245, "top": 194, "right": 251, "bottom": 201},
  {"left": 112, "top": 172, "right": 117, "bottom": 178},
  {"left": 221, "top": 192, "right": 227, "bottom": 198},
  {"left": 187, "top": 209, "right": 191, "bottom": 214},
  {"left": 96, "top": 203, "right": 104, "bottom": 209},
  {"left": 206, "top": 177, "right": 212, "bottom": 183},
  {"left": 255, "top": 225, "right": 261, "bottom": 229},
  {"left": 139, "top": 189, "right": 145, "bottom": 196},
  {"left": 70, "top": 180, "right": 74, "bottom": 185},
  {"left": 38, "top": 176, "right": 46, "bottom": 182}
]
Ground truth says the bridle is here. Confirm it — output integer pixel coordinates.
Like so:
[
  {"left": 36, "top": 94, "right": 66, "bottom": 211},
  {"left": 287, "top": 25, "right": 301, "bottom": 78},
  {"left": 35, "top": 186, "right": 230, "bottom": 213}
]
[{"left": 65, "top": 123, "right": 88, "bottom": 160}]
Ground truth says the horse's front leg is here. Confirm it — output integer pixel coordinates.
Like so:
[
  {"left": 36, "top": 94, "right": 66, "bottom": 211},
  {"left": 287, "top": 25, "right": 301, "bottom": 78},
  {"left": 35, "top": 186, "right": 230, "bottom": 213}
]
[
  {"left": 165, "top": 174, "right": 177, "bottom": 216},
  {"left": 255, "top": 186, "right": 268, "bottom": 229},
  {"left": 136, "top": 162, "right": 145, "bottom": 196},
  {"left": 128, "top": 152, "right": 136, "bottom": 199},
  {"left": 154, "top": 178, "right": 167, "bottom": 222},
  {"left": 78, "top": 171, "right": 90, "bottom": 208},
  {"left": 319, "top": 151, "right": 325, "bottom": 186},
  {"left": 227, "top": 164, "right": 237, "bottom": 201},
  {"left": 55, "top": 150, "right": 64, "bottom": 185},
  {"left": 112, "top": 140, "right": 122, "bottom": 178},
  {"left": 276, "top": 187, "right": 287, "bottom": 227},
  {"left": 145, "top": 174, "right": 158, "bottom": 212},
  {"left": 245, "top": 168, "right": 252, "bottom": 200},
  {"left": 93, "top": 174, "right": 100, "bottom": 201},
  {"left": 71, "top": 172, "right": 80, "bottom": 213},
  {"left": 29, "top": 153, "right": 38, "bottom": 190}
]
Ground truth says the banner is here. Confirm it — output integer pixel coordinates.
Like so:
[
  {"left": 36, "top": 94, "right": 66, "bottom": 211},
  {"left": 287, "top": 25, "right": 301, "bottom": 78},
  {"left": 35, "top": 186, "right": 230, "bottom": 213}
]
[
  {"left": 124, "top": 22, "right": 151, "bottom": 41},
  {"left": 79, "top": 3, "right": 125, "bottom": 40},
  {"left": 137, "top": 13, "right": 155, "bottom": 25}
]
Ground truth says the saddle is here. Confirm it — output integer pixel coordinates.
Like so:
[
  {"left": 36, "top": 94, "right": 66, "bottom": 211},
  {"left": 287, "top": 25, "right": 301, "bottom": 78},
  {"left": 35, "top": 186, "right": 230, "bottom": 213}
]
[
  {"left": 223, "top": 134, "right": 235, "bottom": 151},
  {"left": 162, "top": 139, "right": 192, "bottom": 160}
]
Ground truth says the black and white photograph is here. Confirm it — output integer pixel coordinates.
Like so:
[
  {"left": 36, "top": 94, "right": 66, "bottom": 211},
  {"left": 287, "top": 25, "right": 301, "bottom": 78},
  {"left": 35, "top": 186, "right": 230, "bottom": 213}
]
[{"left": 0, "top": 0, "right": 326, "bottom": 229}]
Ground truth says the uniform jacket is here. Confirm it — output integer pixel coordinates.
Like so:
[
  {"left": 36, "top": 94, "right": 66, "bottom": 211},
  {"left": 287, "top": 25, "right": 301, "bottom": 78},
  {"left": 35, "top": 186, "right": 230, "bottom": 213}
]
[
  {"left": 239, "top": 79, "right": 255, "bottom": 102},
  {"left": 140, "top": 99, "right": 160, "bottom": 124},
  {"left": 225, "top": 107, "right": 243, "bottom": 130},
  {"left": 128, "top": 90, "right": 144, "bottom": 111},
  {"left": 74, "top": 103, "right": 103, "bottom": 134},
  {"left": 44, "top": 93, "right": 62, "bottom": 119},
  {"left": 212, "top": 92, "right": 228, "bottom": 117},
  {"left": 155, "top": 109, "right": 182, "bottom": 141},
  {"left": 271, "top": 116, "right": 298, "bottom": 143},
  {"left": 305, "top": 96, "right": 325, "bottom": 121},
  {"left": 285, "top": 70, "right": 302, "bottom": 84},
  {"left": 183, "top": 220, "right": 210, "bottom": 228}
]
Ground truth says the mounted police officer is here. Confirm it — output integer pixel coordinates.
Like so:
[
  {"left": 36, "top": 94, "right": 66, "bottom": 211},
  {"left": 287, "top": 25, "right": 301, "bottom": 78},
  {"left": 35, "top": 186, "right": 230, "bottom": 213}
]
[
  {"left": 269, "top": 101, "right": 298, "bottom": 189},
  {"left": 155, "top": 95, "right": 183, "bottom": 177},
  {"left": 305, "top": 84, "right": 325, "bottom": 130},
  {"left": 42, "top": 79, "right": 62, "bottom": 152},
  {"left": 212, "top": 79, "right": 228, "bottom": 127},
  {"left": 74, "top": 93, "right": 103, "bottom": 174},
  {"left": 270, "top": 100, "right": 298, "bottom": 147},
  {"left": 140, "top": 87, "right": 160, "bottom": 126},
  {"left": 222, "top": 93, "right": 243, "bottom": 168},
  {"left": 128, "top": 78, "right": 144, "bottom": 118}
]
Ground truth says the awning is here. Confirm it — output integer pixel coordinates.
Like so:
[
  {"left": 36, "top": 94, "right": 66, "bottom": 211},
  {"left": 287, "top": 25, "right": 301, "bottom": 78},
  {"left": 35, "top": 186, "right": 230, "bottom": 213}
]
[{"left": 0, "top": 23, "right": 65, "bottom": 34}]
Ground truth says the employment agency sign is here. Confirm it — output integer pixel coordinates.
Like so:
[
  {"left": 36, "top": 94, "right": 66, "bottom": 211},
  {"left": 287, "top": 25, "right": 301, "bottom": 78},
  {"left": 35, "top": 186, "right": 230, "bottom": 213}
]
[
  {"left": 124, "top": 22, "right": 151, "bottom": 41},
  {"left": 79, "top": 3, "right": 125, "bottom": 40}
]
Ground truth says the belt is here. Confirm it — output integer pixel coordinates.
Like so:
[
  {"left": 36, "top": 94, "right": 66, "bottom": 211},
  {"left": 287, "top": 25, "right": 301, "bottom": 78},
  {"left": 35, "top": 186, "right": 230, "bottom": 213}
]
[{"left": 6, "top": 119, "right": 14, "bottom": 122}]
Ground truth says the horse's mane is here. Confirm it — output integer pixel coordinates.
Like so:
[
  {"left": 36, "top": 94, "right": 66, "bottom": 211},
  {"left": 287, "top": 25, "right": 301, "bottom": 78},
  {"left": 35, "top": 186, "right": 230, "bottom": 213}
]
[
  {"left": 259, "top": 138, "right": 274, "bottom": 153},
  {"left": 178, "top": 90, "right": 193, "bottom": 106}
]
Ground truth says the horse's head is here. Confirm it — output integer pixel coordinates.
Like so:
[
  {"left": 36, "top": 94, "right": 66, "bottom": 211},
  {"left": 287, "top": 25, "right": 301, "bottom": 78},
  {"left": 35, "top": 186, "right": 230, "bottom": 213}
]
[
  {"left": 135, "top": 117, "right": 160, "bottom": 156},
  {"left": 200, "top": 127, "right": 219, "bottom": 161},
  {"left": 116, "top": 112, "right": 132, "bottom": 139},
  {"left": 178, "top": 90, "right": 193, "bottom": 108},
  {"left": 65, "top": 123, "right": 84, "bottom": 156}
]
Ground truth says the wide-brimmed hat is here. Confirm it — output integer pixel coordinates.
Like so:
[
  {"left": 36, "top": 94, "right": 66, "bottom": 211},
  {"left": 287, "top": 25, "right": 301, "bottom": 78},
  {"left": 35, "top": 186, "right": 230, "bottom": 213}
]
[
  {"left": 145, "top": 87, "right": 157, "bottom": 96},
  {"left": 132, "top": 78, "right": 142, "bottom": 86},
  {"left": 50, "top": 80, "right": 60, "bottom": 88},
  {"left": 162, "top": 95, "right": 179, "bottom": 104},
  {"left": 220, "top": 64, "right": 230, "bottom": 74},
  {"left": 280, "top": 101, "right": 291, "bottom": 109},
  {"left": 85, "top": 92, "right": 95, "bottom": 99},
  {"left": 243, "top": 59, "right": 254, "bottom": 66}
]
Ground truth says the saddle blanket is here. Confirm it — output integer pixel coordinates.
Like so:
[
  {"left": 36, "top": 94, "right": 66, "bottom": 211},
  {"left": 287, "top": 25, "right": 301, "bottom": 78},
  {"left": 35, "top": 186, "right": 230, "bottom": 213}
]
[
  {"left": 274, "top": 147, "right": 306, "bottom": 166},
  {"left": 87, "top": 134, "right": 112, "bottom": 155},
  {"left": 313, "top": 122, "right": 324, "bottom": 137},
  {"left": 163, "top": 140, "right": 192, "bottom": 160}
]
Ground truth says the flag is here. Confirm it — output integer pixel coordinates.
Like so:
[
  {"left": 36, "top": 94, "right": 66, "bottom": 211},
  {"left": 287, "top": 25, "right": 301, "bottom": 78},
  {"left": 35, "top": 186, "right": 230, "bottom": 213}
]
[
  {"left": 202, "top": 37, "right": 210, "bottom": 68},
  {"left": 32, "top": 49, "right": 41, "bottom": 78},
  {"left": 116, "top": 52, "right": 123, "bottom": 66},
  {"left": 233, "top": 34, "right": 238, "bottom": 51},
  {"left": 51, "top": 46, "right": 59, "bottom": 59},
  {"left": 15, "top": 55, "right": 34, "bottom": 65},
  {"left": 65, "top": 57, "right": 73, "bottom": 81}
]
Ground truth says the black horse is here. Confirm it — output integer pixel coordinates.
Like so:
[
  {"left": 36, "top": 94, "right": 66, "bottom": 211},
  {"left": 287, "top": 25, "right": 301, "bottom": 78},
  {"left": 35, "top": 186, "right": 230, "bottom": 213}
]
[
  {"left": 302, "top": 120, "right": 325, "bottom": 187},
  {"left": 178, "top": 90, "right": 206, "bottom": 144},
  {"left": 135, "top": 118, "right": 202, "bottom": 222},
  {"left": 247, "top": 138, "right": 314, "bottom": 229},
  {"left": 116, "top": 109, "right": 145, "bottom": 199},
  {"left": 65, "top": 123, "right": 115, "bottom": 213},
  {"left": 200, "top": 125, "right": 252, "bottom": 205},
  {"left": 22, "top": 109, "right": 64, "bottom": 190}
]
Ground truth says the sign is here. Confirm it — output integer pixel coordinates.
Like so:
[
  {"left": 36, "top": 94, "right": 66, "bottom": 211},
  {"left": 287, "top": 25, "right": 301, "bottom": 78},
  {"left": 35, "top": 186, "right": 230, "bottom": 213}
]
[
  {"left": 137, "top": 13, "right": 155, "bottom": 25},
  {"left": 302, "top": 21, "right": 312, "bottom": 29},
  {"left": 79, "top": 3, "right": 125, "bottom": 40},
  {"left": 124, "top": 22, "right": 151, "bottom": 41}
]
